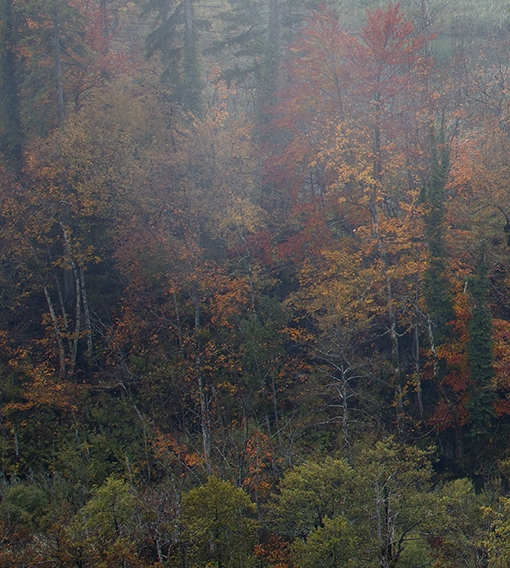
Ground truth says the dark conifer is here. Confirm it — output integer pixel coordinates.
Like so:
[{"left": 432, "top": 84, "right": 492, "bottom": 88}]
[
  {"left": 0, "top": 0, "right": 23, "bottom": 174},
  {"left": 422, "top": 127, "right": 455, "bottom": 345},
  {"left": 144, "top": 0, "right": 205, "bottom": 117},
  {"left": 466, "top": 254, "right": 496, "bottom": 443}
]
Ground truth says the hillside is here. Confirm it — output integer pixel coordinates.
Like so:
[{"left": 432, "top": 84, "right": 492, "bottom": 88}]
[{"left": 2, "top": 0, "right": 510, "bottom": 565}]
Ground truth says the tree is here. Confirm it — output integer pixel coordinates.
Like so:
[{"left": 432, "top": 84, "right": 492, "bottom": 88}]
[
  {"left": 269, "top": 456, "right": 354, "bottom": 540},
  {"left": 0, "top": 0, "right": 23, "bottom": 173},
  {"left": 352, "top": 438, "right": 438, "bottom": 568},
  {"left": 75, "top": 477, "right": 135, "bottom": 542},
  {"left": 466, "top": 254, "right": 496, "bottom": 451},
  {"left": 420, "top": 127, "right": 467, "bottom": 463},
  {"left": 268, "top": 3, "right": 435, "bottom": 205},
  {"left": 143, "top": 0, "right": 205, "bottom": 115},
  {"left": 181, "top": 477, "right": 258, "bottom": 568},
  {"left": 12, "top": 0, "right": 129, "bottom": 139},
  {"left": 210, "top": 0, "right": 313, "bottom": 134},
  {"left": 485, "top": 496, "right": 510, "bottom": 568},
  {"left": 65, "top": 476, "right": 143, "bottom": 567},
  {"left": 1, "top": 483, "right": 49, "bottom": 532},
  {"left": 433, "top": 477, "right": 488, "bottom": 567},
  {"left": 269, "top": 439, "right": 448, "bottom": 567},
  {"left": 20, "top": 0, "right": 86, "bottom": 135},
  {"left": 0, "top": 80, "right": 173, "bottom": 481},
  {"left": 291, "top": 515, "right": 359, "bottom": 568},
  {"left": 422, "top": 127, "right": 455, "bottom": 347},
  {"left": 265, "top": 3, "right": 437, "bottom": 433}
]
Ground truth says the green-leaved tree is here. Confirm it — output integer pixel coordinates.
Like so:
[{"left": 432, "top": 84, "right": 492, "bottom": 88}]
[{"left": 181, "top": 477, "right": 258, "bottom": 568}]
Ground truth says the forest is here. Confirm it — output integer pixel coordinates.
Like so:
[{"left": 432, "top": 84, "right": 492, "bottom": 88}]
[{"left": 3, "top": 0, "right": 510, "bottom": 565}]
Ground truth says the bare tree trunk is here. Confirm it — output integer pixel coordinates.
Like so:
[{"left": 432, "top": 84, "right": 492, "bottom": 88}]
[
  {"left": 339, "top": 369, "right": 352, "bottom": 462},
  {"left": 427, "top": 316, "right": 463, "bottom": 461},
  {"left": 386, "top": 276, "right": 405, "bottom": 437},
  {"left": 235, "top": 201, "right": 259, "bottom": 319},
  {"left": 70, "top": 258, "right": 82, "bottom": 377},
  {"left": 184, "top": 0, "right": 193, "bottom": 44},
  {"left": 44, "top": 286, "right": 66, "bottom": 377},
  {"left": 372, "top": 202, "right": 406, "bottom": 437},
  {"left": 173, "top": 290, "right": 184, "bottom": 354},
  {"left": 13, "top": 426, "right": 19, "bottom": 459},
  {"left": 59, "top": 223, "right": 83, "bottom": 376},
  {"left": 369, "top": 116, "right": 406, "bottom": 435},
  {"left": 198, "top": 364, "right": 212, "bottom": 475},
  {"left": 192, "top": 278, "right": 212, "bottom": 474},
  {"left": 270, "top": 374, "right": 281, "bottom": 448},
  {"left": 80, "top": 266, "right": 93, "bottom": 356},
  {"left": 156, "top": 538, "right": 165, "bottom": 567},
  {"left": 54, "top": 271, "right": 72, "bottom": 356},
  {"left": 133, "top": 405, "right": 152, "bottom": 480},
  {"left": 414, "top": 320, "right": 424, "bottom": 420}
]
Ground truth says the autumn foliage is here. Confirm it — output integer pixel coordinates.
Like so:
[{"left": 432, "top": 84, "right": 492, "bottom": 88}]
[{"left": 3, "top": 0, "right": 510, "bottom": 565}]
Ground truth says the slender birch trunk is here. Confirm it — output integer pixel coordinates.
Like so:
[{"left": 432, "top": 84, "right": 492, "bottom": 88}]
[{"left": 44, "top": 286, "right": 66, "bottom": 377}]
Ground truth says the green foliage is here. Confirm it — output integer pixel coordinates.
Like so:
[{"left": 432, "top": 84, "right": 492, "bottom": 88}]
[
  {"left": 61, "top": 476, "right": 142, "bottom": 567},
  {"left": 271, "top": 440, "right": 446, "bottom": 567},
  {"left": 0, "top": 0, "right": 23, "bottom": 173},
  {"left": 422, "top": 128, "right": 455, "bottom": 346},
  {"left": 485, "top": 496, "right": 510, "bottom": 568},
  {"left": 1, "top": 483, "right": 49, "bottom": 530},
  {"left": 291, "top": 515, "right": 360, "bottom": 568},
  {"left": 181, "top": 477, "right": 258, "bottom": 568},
  {"left": 4, "top": 404, "right": 71, "bottom": 477},
  {"left": 433, "top": 478, "right": 488, "bottom": 567},
  {"left": 75, "top": 477, "right": 135, "bottom": 542},
  {"left": 397, "top": 538, "right": 433, "bottom": 568},
  {"left": 5, "top": 0, "right": 510, "bottom": 564},
  {"left": 269, "top": 457, "right": 353, "bottom": 539},
  {"left": 350, "top": 439, "right": 440, "bottom": 566},
  {"left": 466, "top": 255, "right": 496, "bottom": 448},
  {"left": 143, "top": 0, "right": 205, "bottom": 115}
]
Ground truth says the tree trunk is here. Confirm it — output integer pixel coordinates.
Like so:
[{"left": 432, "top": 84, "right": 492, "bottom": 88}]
[
  {"left": 80, "top": 266, "right": 93, "bottom": 356},
  {"left": 192, "top": 278, "right": 212, "bottom": 474},
  {"left": 70, "top": 258, "right": 82, "bottom": 377},
  {"left": 44, "top": 286, "right": 66, "bottom": 377},
  {"left": 198, "top": 364, "right": 212, "bottom": 475}
]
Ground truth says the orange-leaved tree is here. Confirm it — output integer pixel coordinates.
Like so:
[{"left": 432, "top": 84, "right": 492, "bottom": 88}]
[{"left": 266, "top": 3, "right": 438, "bottom": 437}]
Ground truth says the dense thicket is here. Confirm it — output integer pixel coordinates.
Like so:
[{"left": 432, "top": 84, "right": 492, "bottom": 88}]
[{"left": 3, "top": 0, "right": 510, "bottom": 565}]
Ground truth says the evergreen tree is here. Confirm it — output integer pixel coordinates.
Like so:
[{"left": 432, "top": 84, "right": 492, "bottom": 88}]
[
  {"left": 466, "top": 254, "right": 496, "bottom": 448},
  {"left": 20, "top": 0, "right": 86, "bottom": 136},
  {"left": 256, "top": 0, "right": 281, "bottom": 132},
  {"left": 210, "top": 0, "right": 315, "bottom": 131},
  {"left": 422, "top": 127, "right": 455, "bottom": 345},
  {"left": 0, "top": 0, "right": 23, "bottom": 174},
  {"left": 422, "top": 128, "right": 464, "bottom": 466},
  {"left": 144, "top": 0, "right": 205, "bottom": 116}
]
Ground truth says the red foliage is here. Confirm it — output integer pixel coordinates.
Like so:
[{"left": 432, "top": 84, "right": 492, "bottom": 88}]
[
  {"left": 265, "top": 2, "right": 435, "bottom": 207},
  {"left": 242, "top": 432, "right": 278, "bottom": 499},
  {"left": 255, "top": 535, "right": 294, "bottom": 568},
  {"left": 68, "top": 0, "right": 133, "bottom": 108},
  {"left": 246, "top": 230, "right": 274, "bottom": 266}
]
